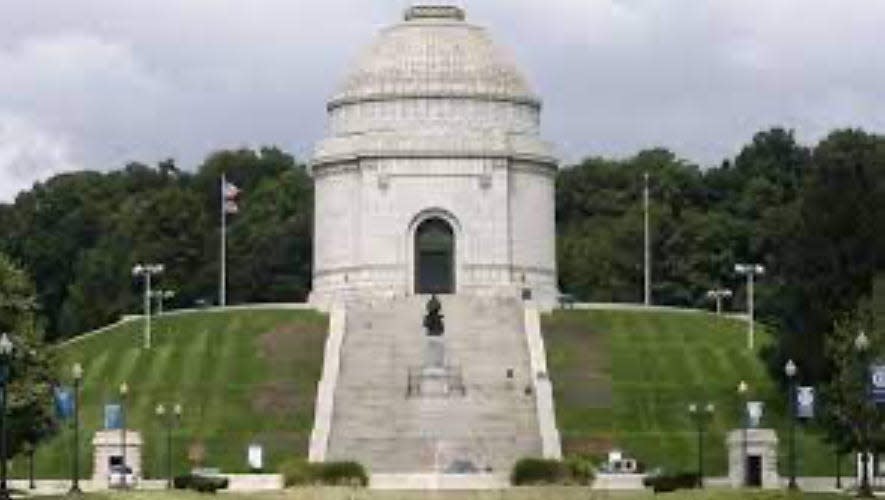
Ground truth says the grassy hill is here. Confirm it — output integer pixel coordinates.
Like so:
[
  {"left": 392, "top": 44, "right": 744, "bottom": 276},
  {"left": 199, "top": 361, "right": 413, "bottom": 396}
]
[
  {"left": 542, "top": 308, "right": 834, "bottom": 476},
  {"left": 17, "top": 304, "right": 839, "bottom": 480},
  {"left": 15, "top": 308, "right": 327, "bottom": 479}
]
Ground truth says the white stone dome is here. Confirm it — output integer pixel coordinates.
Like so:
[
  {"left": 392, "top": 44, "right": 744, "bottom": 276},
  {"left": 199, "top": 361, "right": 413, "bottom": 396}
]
[{"left": 329, "top": 5, "right": 539, "bottom": 109}]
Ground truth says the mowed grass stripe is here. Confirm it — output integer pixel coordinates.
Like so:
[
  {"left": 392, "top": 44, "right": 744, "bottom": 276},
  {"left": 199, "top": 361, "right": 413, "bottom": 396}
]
[
  {"left": 542, "top": 309, "right": 833, "bottom": 475},
  {"left": 16, "top": 309, "right": 327, "bottom": 478},
  {"left": 205, "top": 315, "right": 244, "bottom": 436}
]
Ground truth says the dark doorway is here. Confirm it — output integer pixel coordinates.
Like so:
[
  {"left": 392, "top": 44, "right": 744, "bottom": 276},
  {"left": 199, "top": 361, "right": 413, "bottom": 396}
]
[
  {"left": 746, "top": 455, "right": 762, "bottom": 487},
  {"left": 415, "top": 218, "right": 455, "bottom": 294}
]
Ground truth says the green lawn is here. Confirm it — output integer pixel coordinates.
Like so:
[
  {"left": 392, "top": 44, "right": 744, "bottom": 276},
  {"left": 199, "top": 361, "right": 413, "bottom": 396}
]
[
  {"left": 39, "top": 488, "right": 842, "bottom": 500},
  {"left": 14, "top": 309, "right": 327, "bottom": 479},
  {"left": 542, "top": 309, "right": 835, "bottom": 476}
]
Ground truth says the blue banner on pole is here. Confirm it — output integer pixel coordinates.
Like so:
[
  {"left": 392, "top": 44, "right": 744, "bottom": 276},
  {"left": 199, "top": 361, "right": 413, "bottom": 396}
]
[
  {"left": 796, "top": 386, "right": 815, "bottom": 419},
  {"left": 54, "top": 386, "right": 74, "bottom": 420},
  {"left": 104, "top": 404, "right": 123, "bottom": 429},
  {"left": 870, "top": 365, "right": 885, "bottom": 404}
]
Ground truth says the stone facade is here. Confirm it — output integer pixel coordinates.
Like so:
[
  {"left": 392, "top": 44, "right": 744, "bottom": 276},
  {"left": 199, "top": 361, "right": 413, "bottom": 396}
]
[
  {"left": 726, "top": 428, "right": 779, "bottom": 489},
  {"left": 92, "top": 430, "right": 143, "bottom": 486},
  {"left": 310, "top": 5, "right": 558, "bottom": 306}
]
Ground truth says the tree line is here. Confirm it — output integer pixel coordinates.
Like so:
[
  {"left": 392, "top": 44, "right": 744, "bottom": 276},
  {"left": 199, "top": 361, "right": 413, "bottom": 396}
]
[{"left": 1, "top": 128, "right": 884, "bottom": 387}]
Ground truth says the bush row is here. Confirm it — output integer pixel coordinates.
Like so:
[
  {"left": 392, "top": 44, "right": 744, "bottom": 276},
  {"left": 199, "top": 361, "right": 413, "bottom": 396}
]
[
  {"left": 173, "top": 474, "right": 230, "bottom": 493},
  {"left": 281, "top": 459, "right": 368, "bottom": 487},
  {"left": 642, "top": 472, "right": 699, "bottom": 493},
  {"left": 510, "top": 457, "right": 595, "bottom": 485}
]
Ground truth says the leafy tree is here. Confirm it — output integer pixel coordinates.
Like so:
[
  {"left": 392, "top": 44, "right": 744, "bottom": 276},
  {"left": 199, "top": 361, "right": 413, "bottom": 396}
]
[
  {"left": 226, "top": 167, "right": 313, "bottom": 303},
  {"left": 820, "top": 305, "right": 883, "bottom": 495},
  {"left": 0, "top": 253, "right": 57, "bottom": 458},
  {"left": 776, "top": 130, "right": 885, "bottom": 382}
]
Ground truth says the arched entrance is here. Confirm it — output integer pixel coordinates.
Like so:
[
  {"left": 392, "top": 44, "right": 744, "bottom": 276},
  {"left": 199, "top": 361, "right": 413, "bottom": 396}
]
[{"left": 414, "top": 218, "right": 455, "bottom": 294}]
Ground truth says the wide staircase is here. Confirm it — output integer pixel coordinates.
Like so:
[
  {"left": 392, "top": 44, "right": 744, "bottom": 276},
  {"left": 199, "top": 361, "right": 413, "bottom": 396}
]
[{"left": 325, "top": 295, "right": 542, "bottom": 473}]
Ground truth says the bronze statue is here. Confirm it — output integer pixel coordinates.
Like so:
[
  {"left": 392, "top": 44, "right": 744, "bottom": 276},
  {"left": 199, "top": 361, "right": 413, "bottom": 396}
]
[{"left": 423, "top": 294, "right": 444, "bottom": 336}]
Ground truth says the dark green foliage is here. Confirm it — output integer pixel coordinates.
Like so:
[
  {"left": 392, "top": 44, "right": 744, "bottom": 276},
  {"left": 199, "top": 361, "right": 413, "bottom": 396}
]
[
  {"left": 279, "top": 458, "right": 315, "bottom": 486},
  {"left": 0, "top": 147, "right": 312, "bottom": 340},
  {"left": 280, "top": 458, "right": 368, "bottom": 487},
  {"left": 0, "top": 253, "right": 58, "bottom": 459},
  {"left": 173, "top": 473, "right": 229, "bottom": 493},
  {"left": 510, "top": 458, "right": 568, "bottom": 485},
  {"left": 556, "top": 127, "right": 885, "bottom": 390},
  {"left": 643, "top": 472, "right": 699, "bottom": 493},
  {"left": 0, "top": 128, "right": 883, "bottom": 399},
  {"left": 312, "top": 461, "right": 368, "bottom": 487},
  {"left": 562, "top": 455, "right": 597, "bottom": 485},
  {"left": 819, "top": 302, "right": 885, "bottom": 457}
]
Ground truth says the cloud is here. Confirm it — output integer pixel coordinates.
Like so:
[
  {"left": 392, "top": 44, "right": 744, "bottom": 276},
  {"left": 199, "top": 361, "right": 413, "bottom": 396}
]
[
  {"left": 0, "top": 33, "right": 170, "bottom": 199},
  {"left": 0, "top": 113, "right": 77, "bottom": 201},
  {"left": 0, "top": 0, "right": 884, "bottom": 201}
]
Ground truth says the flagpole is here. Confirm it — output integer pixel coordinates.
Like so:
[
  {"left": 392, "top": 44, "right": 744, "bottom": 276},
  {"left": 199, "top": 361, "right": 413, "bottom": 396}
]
[
  {"left": 220, "top": 173, "right": 227, "bottom": 307},
  {"left": 643, "top": 172, "right": 651, "bottom": 306}
]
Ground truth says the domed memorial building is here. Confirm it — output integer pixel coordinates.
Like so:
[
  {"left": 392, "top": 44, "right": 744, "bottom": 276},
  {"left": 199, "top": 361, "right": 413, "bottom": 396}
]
[
  {"left": 310, "top": 4, "right": 558, "bottom": 305},
  {"left": 307, "top": 6, "right": 562, "bottom": 478}
]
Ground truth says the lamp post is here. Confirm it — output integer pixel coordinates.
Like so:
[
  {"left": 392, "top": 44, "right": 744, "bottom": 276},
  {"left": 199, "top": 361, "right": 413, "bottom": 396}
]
[
  {"left": 25, "top": 443, "right": 35, "bottom": 490},
  {"left": 734, "top": 264, "right": 764, "bottom": 350},
  {"left": 70, "top": 363, "right": 84, "bottom": 494},
  {"left": 0, "top": 333, "right": 14, "bottom": 500},
  {"left": 119, "top": 381, "right": 129, "bottom": 489},
  {"left": 706, "top": 289, "right": 733, "bottom": 315},
  {"left": 784, "top": 359, "right": 798, "bottom": 490},
  {"left": 156, "top": 403, "right": 182, "bottom": 489},
  {"left": 132, "top": 263, "right": 164, "bottom": 349},
  {"left": 152, "top": 289, "right": 175, "bottom": 316},
  {"left": 688, "top": 402, "right": 715, "bottom": 487},
  {"left": 738, "top": 380, "right": 749, "bottom": 487},
  {"left": 854, "top": 331, "right": 873, "bottom": 498}
]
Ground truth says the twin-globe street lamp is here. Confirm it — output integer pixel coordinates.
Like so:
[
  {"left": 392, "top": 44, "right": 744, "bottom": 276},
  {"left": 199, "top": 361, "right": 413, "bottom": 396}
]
[
  {"left": 706, "top": 289, "right": 733, "bottom": 315},
  {"left": 734, "top": 264, "right": 764, "bottom": 350},
  {"left": 132, "top": 263, "right": 164, "bottom": 349},
  {"left": 156, "top": 403, "right": 182, "bottom": 489},
  {"left": 152, "top": 289, "right": 176, "bottom": 316},
  {"left": 688, "top": 402, "right": 714, "bottom": 488}
]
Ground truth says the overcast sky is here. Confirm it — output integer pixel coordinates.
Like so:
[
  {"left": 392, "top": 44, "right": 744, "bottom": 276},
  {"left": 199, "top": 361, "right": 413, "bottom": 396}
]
[{"left": 1, "top": 0, "right": 883, "bottom": 201}]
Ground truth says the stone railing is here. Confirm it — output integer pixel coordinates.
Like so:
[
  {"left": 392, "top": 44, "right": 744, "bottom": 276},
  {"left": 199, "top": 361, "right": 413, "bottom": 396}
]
[
  {"left": 523, "top": 303, "right": 562, "bottom": 459},
  {"left": 308, "top": 302, "right": 347, "bottom": 462}
]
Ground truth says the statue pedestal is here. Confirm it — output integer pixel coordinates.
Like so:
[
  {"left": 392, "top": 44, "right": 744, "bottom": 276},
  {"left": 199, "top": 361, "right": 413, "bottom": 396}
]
[
  {"left": 408, "top": 337, "right": 465, "bottom": 398},
  {"left": 425, "top": 336, "right": 446, "bottom": 369}
]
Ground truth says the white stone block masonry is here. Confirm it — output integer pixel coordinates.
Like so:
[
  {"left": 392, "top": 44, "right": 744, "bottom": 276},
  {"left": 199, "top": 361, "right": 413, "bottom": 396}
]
[{"left": 324, "top": 296, "right": 543, "bottom": 473}]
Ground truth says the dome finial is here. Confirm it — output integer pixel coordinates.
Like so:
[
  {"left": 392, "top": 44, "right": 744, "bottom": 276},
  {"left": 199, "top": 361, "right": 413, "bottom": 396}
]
[{"left": 404, "top": 5, "right": 466, "bottom": 22}]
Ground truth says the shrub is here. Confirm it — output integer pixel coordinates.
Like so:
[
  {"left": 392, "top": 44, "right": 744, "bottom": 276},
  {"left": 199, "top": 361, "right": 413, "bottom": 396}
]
[
  {"left": 643, "top": 472, "right": 698, "bottom": 493},
  {"left": 172, "top": 473, "right": 229, "bottom": 494},
  {"left": 173, "top": 474, "right": 192, "bottom": 490},
  {"left": 313, "top": 461, "right": 369, "bottom": 486},
  {"left": 280, "top": 458, "right": 315, "bottom": 487},
  {"left": 280, "top": 459, "right": 368, "bottom": 487},
  {"left": 511, "top": 458, "right": 567, "bottom": 485},
  {"left": 563, "top": 455, "right": 596, "bottom": 485}
]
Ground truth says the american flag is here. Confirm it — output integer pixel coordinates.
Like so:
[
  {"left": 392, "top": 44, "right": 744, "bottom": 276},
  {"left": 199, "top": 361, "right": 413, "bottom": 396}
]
[{"left": 223, "top": 180, "right": 240, "bottom": 214}]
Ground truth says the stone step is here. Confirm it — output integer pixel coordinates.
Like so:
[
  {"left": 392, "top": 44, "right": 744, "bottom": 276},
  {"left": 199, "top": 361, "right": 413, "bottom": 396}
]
[{"left": 326, "top": 295, "right": 542, "bottom": 473}]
